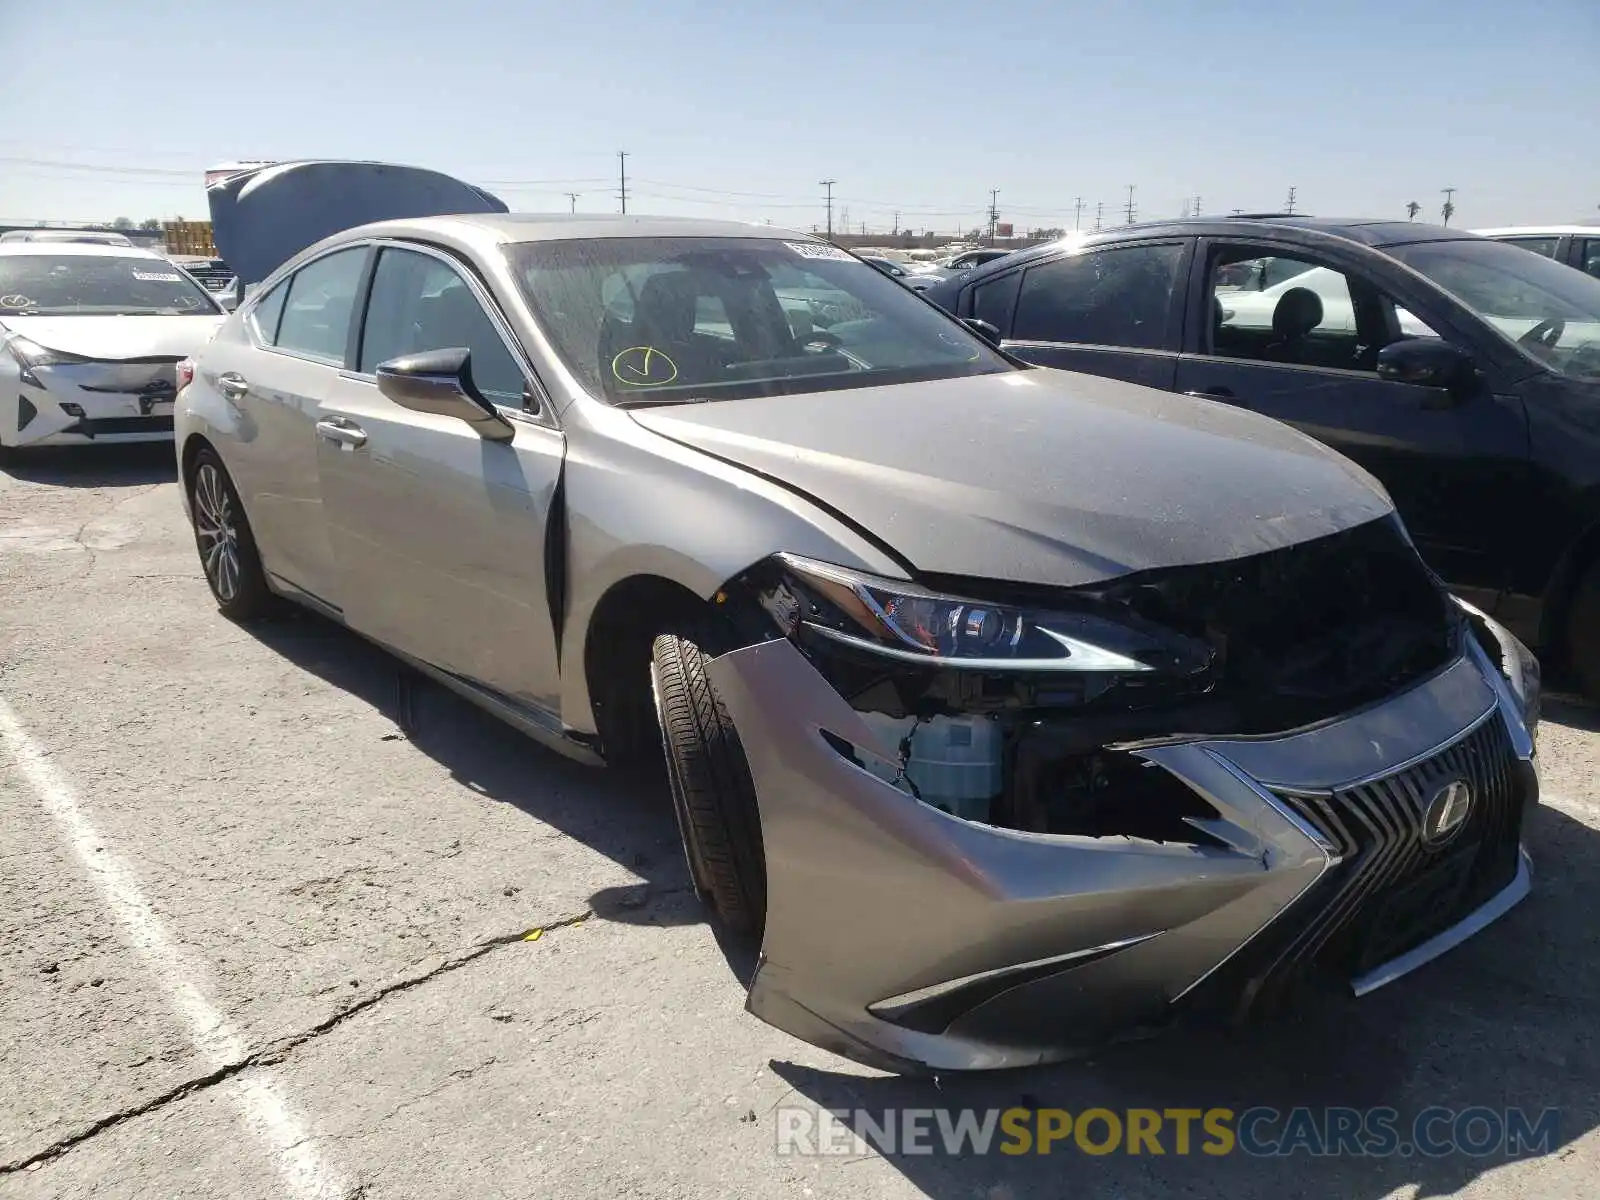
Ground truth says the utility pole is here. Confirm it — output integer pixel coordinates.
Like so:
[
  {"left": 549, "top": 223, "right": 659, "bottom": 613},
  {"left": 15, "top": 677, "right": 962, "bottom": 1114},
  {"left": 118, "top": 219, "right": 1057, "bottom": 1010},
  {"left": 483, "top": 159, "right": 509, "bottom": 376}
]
[
  {"left": 565, "top": 192, "right": 580, "bottom": 214},
  {"left": 617, "top": 151, "right": 629, "bottom": 214},
  {"left": 1094, "top": 201, "right": 1103, "bottom": 231},
  {"left": 1073, "top": 197, "right": 1084, "bottom": 231},
  {"left": 1124, "top": 184, "right": 1136, "bottom": 225},
  {"left": 1285, "top": 185, "right": 1297, "bottom": 215},
  {"left": 819, "top": 179, "right": 836, "bottom": 239},
  {"left": 1193, "top": 194, "right": 1202, "bottom": 217},
  {"left": 1441, "top": 186, "right": 1457, "bottom": 226},
  {"left": 892, "top": 210, "right": 899, "bottom": 236},
  {"left": 987, "top": 188, "right": 1000, "bottom": 244}
]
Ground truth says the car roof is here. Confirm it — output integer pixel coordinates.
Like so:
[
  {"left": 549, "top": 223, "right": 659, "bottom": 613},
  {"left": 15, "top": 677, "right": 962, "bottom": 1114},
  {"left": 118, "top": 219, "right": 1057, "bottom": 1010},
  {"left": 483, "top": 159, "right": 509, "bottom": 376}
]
[
  {"left": 1473, "top": 225, "right": 1600, "bottom": 237},
  {"left": 0, "top": 241, "right": 167, "bottom": 259},
  {"left": 360, "top": 212, "right": 812, "bottom": 244}
]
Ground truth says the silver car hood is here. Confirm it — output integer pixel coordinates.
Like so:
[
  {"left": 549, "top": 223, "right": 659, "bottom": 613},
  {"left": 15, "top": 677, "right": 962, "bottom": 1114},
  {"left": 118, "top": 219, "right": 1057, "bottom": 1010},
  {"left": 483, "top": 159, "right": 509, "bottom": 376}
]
[{"left": 631, "top": 369, "right": 1395, "bottom": 587}]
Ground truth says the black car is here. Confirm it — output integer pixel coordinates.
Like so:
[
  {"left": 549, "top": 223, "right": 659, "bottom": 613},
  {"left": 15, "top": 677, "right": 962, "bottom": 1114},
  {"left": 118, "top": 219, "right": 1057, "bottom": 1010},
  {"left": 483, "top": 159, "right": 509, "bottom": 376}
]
[{"left": 925, "top": 217, "right": 1600, "bottom": 697}]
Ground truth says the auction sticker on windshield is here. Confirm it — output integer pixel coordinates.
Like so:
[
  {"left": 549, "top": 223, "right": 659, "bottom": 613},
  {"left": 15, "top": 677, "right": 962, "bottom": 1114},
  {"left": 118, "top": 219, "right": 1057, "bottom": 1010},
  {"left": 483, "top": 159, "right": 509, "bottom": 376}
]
[
  {"left": 784, "top": 242, "right": 856, "bottom": 262},
  {"left": 132, "top": 270, "right": 184, "bottom": 282}
]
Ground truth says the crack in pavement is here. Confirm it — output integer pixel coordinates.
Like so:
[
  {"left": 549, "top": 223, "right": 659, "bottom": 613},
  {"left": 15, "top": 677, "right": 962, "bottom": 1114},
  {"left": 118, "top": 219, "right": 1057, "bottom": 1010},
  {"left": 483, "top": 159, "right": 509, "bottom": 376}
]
[{"left": 0, "top": 905, "right": 602, "bottom": 1178}]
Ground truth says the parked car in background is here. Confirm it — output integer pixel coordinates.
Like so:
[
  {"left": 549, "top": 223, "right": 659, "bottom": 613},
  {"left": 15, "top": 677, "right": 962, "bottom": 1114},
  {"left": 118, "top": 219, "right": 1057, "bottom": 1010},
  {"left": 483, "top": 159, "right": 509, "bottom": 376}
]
[
  {"left": 174, "top": 162, "right": 1540, "bottom": 1074},
  {"left": 0, "top": 228, "right": 135, "bottom": 248},
  {"left": 170, "top": 255, "right": 242, "bottom": 310},
  {"left": 924, "top": 217, "right": 1600, "bottom": 697},
  {"left": 859, "top": 255, "right": 911, "bottom": 279},
  {"left": 0, "top": 242, "right": 225, "bottom": 457},
  {"left": 1475, "top": 226, "right": 1600, "bottom": 280}
]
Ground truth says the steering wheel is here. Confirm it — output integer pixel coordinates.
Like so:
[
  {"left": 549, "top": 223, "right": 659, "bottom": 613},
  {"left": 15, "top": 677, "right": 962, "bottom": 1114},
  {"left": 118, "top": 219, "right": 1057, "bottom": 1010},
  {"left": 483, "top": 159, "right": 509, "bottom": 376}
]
[
  {"left": 799, "top": 330, "right": 843, "bottom": 354},
  {"left": 1519, "top": 317, "right": 1565, "bottom": 349}
]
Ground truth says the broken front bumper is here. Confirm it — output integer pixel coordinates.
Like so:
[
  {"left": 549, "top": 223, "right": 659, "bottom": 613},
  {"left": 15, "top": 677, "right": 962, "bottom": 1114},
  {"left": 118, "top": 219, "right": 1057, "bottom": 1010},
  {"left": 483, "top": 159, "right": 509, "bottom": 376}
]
[{"left": 705, "top": 639, "right": 1536, "bottom": 1073}]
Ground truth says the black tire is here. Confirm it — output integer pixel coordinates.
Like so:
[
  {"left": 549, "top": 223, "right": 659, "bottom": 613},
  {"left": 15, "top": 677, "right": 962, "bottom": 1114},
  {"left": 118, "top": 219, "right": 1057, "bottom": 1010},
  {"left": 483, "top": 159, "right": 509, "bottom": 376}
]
[
  {"left": 1568, "top": 559, "right": 1600, "bottom": 702},
  {"left": 652, "top": 634, "right": 766, "bottom": 936},
  {"left": 188, "top": 448, "right": 275, "bottom": 620}
]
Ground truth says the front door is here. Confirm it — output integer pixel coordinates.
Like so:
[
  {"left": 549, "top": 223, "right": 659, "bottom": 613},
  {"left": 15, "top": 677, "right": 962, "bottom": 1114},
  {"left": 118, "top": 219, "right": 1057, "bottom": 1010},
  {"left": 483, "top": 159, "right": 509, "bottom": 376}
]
[
  {"left": 315, "top": 243, "right": 566, "bottom": 714},
  {"left": 1175, "top": 239, "right": 1531, "bottom": 597}
]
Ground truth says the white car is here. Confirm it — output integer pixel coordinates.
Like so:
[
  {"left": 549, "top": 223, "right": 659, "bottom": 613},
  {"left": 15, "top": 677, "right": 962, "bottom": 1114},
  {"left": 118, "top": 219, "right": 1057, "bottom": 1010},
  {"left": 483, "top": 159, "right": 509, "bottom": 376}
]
[
  {"left": 1473, "top": 226, "right": 1600, "bottom": 279},
  {"left": 0, "top": 242, "right": 226, "bottom": 457},
  {"left": 1217, "top": 260, "right": 1435, "bottom": 338}
]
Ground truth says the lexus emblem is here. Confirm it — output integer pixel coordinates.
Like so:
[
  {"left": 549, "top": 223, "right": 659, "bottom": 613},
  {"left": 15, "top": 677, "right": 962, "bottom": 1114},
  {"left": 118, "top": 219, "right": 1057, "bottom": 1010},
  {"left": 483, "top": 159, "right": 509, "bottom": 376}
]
[{"left": 1422, "top": 778, "right": 1474, "bottom": 845}]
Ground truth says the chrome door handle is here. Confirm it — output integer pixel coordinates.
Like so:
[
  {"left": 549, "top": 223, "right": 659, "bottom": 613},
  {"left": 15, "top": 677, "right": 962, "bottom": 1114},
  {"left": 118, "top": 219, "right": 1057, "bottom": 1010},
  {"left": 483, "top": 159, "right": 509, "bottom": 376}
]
[
  {"left": 314, "top": 418, "right": 368, "bottom": 449},
  {"left": 217, "top": 372, "right": 250, "bottom": 400}
]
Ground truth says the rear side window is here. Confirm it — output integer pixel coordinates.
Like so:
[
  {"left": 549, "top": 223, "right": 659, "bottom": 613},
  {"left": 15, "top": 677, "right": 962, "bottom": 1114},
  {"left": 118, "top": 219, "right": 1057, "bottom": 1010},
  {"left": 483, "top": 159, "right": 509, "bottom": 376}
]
[
  {"left": 248, "top": 281, "right": 288, "bottom": 345},
  {"left": 970, "top": 272, "right": 1020, "bottom": 330},
  {"left": 1011, "top": 243, "right": 1185, "bottom": 349},
  {"left": 275, "top": 247, "right": 369, "bottom": 363},
  {"left": 1580, "top": 239, "right": 1600, "bottom": 280}
]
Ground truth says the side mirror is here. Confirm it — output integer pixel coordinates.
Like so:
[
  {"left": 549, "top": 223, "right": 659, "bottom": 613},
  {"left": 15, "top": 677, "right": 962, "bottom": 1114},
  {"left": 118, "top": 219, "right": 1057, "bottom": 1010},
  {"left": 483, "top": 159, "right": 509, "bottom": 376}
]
[
  {"left": 375, "top": 348, "right": 515, "bottom": 442},
  {"left": 1376, "top": 338, "right": 1478, "bottom": 399},
  {"left": 962, "top": 318, "right": 1002, "bottom": 347}
]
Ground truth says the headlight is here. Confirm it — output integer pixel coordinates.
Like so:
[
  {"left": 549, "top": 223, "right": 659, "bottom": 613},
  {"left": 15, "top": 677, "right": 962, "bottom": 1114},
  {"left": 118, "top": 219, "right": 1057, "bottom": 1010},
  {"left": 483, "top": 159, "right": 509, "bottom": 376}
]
[
  {"left": 3, "top": 334, "right": 89, "bottom": 369},
  {"left": 768, "top": 554, "right": 1213, "bottom": 675}
]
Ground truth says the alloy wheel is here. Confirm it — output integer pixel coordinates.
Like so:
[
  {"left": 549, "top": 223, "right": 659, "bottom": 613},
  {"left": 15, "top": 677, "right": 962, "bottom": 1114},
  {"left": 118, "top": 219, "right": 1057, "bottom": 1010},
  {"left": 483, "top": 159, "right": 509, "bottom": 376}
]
[{"left": 193, "top": 462, "right": 241, "bottom": 602}]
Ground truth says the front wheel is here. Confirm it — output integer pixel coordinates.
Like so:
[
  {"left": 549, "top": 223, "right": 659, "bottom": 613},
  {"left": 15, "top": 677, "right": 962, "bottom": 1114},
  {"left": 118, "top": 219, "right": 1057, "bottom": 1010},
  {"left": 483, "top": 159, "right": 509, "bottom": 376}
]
[
  {"left": 651, "top": 634, "right": 766, "bottom": 937},
  {"left": 188, "top": 448, "right": 275, "bottom": 620}
]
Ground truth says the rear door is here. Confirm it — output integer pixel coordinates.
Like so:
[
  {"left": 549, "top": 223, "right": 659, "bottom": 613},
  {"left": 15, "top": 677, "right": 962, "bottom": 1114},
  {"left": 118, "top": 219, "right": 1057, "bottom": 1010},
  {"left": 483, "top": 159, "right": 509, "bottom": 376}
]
[
  {"left": 1174, "top": 237, "right": 1532, "bottom": 595},
  {"left": 968, "top": 240, "right": 1191, "bottom": 389},
  {"left": 211, "top": 244, "right": 371, "bottom": 606},
  {"left": 314, "top": 242, "right": 567, "bottom": 715}
]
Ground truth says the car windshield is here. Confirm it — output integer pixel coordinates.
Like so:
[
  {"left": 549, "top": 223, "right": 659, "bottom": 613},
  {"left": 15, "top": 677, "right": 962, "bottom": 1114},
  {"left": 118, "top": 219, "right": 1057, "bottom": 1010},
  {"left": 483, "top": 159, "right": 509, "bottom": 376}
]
[
  {"left": 507, "top": 236, "right": 1013, "bottom": 404},
  {"left": 1388, "top": 239, "right": 1600, "bottom": 378},
  {"left": 0, "top": 254, "right": 220, "bottom": 316}
]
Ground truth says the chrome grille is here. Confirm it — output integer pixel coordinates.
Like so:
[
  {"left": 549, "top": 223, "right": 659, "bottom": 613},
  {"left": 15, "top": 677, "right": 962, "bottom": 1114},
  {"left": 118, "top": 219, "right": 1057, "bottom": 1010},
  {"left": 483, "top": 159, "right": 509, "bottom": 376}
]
[{"left": 1267, "top": 712, "right": 1522, "bottom": 983}]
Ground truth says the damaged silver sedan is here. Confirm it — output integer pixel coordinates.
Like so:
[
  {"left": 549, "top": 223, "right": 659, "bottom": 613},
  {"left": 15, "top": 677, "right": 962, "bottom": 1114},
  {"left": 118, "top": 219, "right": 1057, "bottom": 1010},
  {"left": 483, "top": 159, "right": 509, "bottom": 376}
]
[{"left": 176, "top": 161, "right": 1541, "bottom": 1074}]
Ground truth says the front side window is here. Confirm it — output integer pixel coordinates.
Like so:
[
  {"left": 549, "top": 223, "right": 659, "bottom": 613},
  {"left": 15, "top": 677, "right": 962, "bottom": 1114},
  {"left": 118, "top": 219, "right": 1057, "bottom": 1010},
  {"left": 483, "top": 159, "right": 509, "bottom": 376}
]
[
  {"left": 1207, "top": 250, "right": 1365, "bottom": 369},
  {"left": 0, "top": 253, "right": 220, "bottom": 316},
  {"left": 1500, "top": 237, "right": 1560, "bottom": 259},
  {"left": 508, "top": 236, "right": 1011, "bottom": 404},
  {"left": 358, "top": 247, "right": 525, "bottom": 404},
  {"left": 275, "top": 247, "right": 368, "bottom": 363},
  {"left": 1389, "top": 238, "right": 1600, "bottom": 378},
  {"left": 1010, "top": 243, "right": 1185, "bottom": 349}
]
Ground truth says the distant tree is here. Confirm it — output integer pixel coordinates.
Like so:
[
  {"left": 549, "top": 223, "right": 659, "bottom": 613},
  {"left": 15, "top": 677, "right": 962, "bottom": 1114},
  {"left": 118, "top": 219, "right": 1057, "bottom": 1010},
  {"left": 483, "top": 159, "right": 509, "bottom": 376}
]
[
  {"left": 1406, "top": 201, "right": 1421, "bottom": 220},
  {"left": 139, "top": 217, "right": 161, "bottom": 231},
  {"left": 1441, "top": 199, "right": 1455, "bottom": 227},
  {"left": 111, "top": 216, "right": 134, "bottom": 229}
]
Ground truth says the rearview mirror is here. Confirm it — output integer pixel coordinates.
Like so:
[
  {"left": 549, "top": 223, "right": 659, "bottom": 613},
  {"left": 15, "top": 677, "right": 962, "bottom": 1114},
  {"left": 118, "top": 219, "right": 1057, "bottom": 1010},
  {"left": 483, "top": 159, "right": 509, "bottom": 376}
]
[
  {"left": 962, "top": 318, "right": 1002, "bottom": 347},
  {"left": 375, "top": 348, "right": 515, "bottom": 442},
  {"left": 1376, "top": 338, "right": 1478, "bottom": 398}
]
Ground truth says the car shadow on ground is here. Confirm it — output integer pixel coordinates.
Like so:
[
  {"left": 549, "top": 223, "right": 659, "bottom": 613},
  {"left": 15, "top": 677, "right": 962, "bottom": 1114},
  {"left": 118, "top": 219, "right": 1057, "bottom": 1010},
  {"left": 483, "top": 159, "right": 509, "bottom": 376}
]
[
  {"left": 238, "top": 608, "right": 727, "bottom": 940},
  {"left": 1546, "top": 695, "right": 1599, "bottom": 733},
  {"left": 0, "top": 442, "right": 177, "bottom": 487},
  {"left": 766, "top": 798, "right": 1600, "bottom": 1197}
]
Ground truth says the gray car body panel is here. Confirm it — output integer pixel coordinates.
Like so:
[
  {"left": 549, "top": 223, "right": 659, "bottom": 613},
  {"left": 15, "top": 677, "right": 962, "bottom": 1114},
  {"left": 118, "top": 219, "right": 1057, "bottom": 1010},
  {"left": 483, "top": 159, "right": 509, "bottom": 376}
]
[{"left": 174, "top": 162, "right": 1538, "bottom": 1072}]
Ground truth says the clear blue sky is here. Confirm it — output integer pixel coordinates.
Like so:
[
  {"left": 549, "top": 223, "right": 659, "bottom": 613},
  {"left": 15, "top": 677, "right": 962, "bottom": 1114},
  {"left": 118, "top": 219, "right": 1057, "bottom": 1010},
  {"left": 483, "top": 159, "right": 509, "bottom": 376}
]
[{"left": 2, "top": 0, "right": 1595, "bottom": 232}]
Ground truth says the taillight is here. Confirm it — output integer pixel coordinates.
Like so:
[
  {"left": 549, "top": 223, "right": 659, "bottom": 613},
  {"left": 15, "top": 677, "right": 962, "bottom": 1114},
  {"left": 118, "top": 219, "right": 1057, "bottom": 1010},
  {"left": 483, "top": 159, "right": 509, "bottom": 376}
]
[{"left": 176, "top": 358, "right": 195, "bottom": 390}]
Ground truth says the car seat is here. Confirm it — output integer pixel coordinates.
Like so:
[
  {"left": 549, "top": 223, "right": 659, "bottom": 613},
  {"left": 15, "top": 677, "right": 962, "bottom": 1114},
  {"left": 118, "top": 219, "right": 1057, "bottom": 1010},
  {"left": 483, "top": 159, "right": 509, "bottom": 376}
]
[{"left": 1264, "top": 287, "right": 1324, "bottom": 362}]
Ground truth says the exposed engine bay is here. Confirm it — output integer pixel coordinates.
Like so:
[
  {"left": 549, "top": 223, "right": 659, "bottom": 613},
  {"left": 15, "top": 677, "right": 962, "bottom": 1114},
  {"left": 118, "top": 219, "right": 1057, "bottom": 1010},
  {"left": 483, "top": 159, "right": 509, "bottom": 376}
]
[{"left": 720, "top": 515, "right": 1461, "bottom": 841}]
